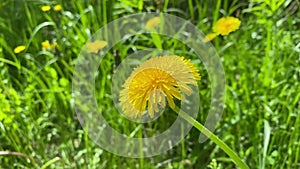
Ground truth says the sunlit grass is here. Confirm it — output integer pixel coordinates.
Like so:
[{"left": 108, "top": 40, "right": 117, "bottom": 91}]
[{"left": 0, "top": 0, "right": 299, "bottom": 168}]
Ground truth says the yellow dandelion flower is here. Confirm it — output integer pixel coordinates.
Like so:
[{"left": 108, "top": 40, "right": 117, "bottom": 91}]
[
  {"left": 202, "top": 33, "right": 218, "bottom": 42},
  {"left": 86, "top": 40, "right": 108, "bottom": 53},
  {"left": 213, "top": 16, "right": 241, "bottom": 36},
  {"left": 41, "top": 5, "right": 51, "bottom": 12},
  {"left": 54, "top": 5, "right": 62, "bottom": 11},
  {"left": 119, "top": 56, "right": 200, "bottom": 118},
  {"left": 14, "top": 45, "right": 26, "bottom": 54},
  {"left": 145, "top": 17, "right": 160, "bottom": 30},
  {"left": 41, "top": 40, "right": 51, "bottom": 50}
]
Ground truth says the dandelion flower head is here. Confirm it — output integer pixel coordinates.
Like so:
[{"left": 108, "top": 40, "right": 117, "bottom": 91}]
[
  {"left": 14, "top": 45, "right": 26, "bottom": 54},
  {"left": 213, "top": 16, "right": 241, "bottom": 36},
  {"left": 145, "top": 17, "right": 161, "bottom": 30},
  {"left": 42, "top": 40, "right": 51, "bottom": 50},
  {"left": 86, "top": 40, "right": 108, "bottom": 53},
  {"left": 119, "top": 56, "right": 200, "bottom": 118},
  {"left": 41, "top": 5, "right": 51, "bottom": 12},
  {"left": 54, "top": 5, "right": 62, "bottom": 11}
]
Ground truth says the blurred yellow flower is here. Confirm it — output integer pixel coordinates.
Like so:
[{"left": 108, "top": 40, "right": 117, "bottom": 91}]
[
  {"left": 41, "top": 5, "right": 51, "bottom": 12},
  {"left": 86, "top": 40, "right": 108, "bottom": 53},
  {"left": 42, "top": 40, "right": 51, "bottom": 50},
  {"left": 54, "top": 5, "right": 62, "bottom": 11},
  {"left": 213, "top": 16, "right": 241, "bottom": 36},
  {"left": 119, "top": 56, "right": 200, "bottom": 118},
  {"left": 203, "top": 16, "right": 241, "bottom": 42},
  {"left": 202, "top": 33, "right": 218, "bottom": 42},
  {"left": 145, "top": 17, "right": 160, "bottom": 30},
  {"left": 14, "top": 45, "right": 26, "bottom": 54}
]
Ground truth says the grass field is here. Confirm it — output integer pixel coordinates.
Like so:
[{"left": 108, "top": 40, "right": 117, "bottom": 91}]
[{"left": 0, "top": 0, "right": 299, "bottom": 168}]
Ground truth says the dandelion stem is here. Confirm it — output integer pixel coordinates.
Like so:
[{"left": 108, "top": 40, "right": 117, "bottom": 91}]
[{"left": 174, "top": 106, "right": 250, "bottom": 169}]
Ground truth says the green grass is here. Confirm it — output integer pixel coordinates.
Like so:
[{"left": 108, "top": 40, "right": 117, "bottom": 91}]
[{"left": 0, "top": 0, "right": 299, "bottom": 168}]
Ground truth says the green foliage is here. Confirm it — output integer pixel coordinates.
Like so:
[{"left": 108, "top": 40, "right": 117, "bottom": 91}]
[{"left": 0, "top": 0, "right": 299, "bottom": 168}]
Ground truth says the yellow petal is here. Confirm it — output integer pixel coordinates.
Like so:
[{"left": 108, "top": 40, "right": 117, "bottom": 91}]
[
  {"left": 148, "top": 101, "right": 154, "bottom": 118},
  {"left": 14, "top": 45, "right": 26, "bottom": 54}
]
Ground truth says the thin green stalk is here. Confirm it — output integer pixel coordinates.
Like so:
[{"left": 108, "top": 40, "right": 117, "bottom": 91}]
[
  {"left": 181, "top": 123, "right": 186, "bottom": 160},
  {"left": 213, "top": 0, "right": 222, "bottom": 23},
  {"left": 188, "top": 0, "right": 194, "bottom": 20},
  {"left": 139, "top": 127, "right": 144, "bottom": 168},
  {"left": 41, "top": 157, "right": 60, "bottom": 169},
  {"left": 163, "top": 0, "right": 169, "bottom": 12},
  {"left": 174, "top": 106, "right": 249, "bottom": 169}
]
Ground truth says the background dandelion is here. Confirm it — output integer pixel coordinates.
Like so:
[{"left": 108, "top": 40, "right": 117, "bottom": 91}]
[
  {"left": 0, "top": 0, "right": 299, "bottom": 168},
  {"left": 41, "top": 40, "right": 51, "bottom": 50},
  {"left": 213, "top": 17, "right": 241, "bottom": 36},
  {"left": 203, "top": 16, "right": 241, "bottom": 42},
  {"left": 145, "top": 17, "right": 161, "bottom": 30},
  {"left": 54, "top": 5, "right": 62, "bottom": 11},
  {"left": 41, "top": 5, "right": 51, "bottom": 12},
  {"left": 86, "top": 40, "right": 108, "bottom": 53},
  {"left": 13, "top": 45, "right": 26, "bottom": 54}
]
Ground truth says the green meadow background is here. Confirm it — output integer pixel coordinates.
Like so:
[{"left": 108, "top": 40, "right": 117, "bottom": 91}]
[{"left": 0, "top": 0, "right": 299, "bottom": 168}]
